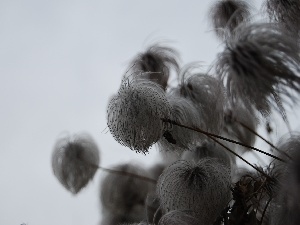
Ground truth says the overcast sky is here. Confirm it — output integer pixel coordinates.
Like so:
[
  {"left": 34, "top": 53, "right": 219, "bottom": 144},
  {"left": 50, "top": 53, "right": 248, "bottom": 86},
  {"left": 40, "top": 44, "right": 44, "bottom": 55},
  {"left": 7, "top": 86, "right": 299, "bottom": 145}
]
[{"left": 2, "top": 1, "right": 298, "bottom": 225}]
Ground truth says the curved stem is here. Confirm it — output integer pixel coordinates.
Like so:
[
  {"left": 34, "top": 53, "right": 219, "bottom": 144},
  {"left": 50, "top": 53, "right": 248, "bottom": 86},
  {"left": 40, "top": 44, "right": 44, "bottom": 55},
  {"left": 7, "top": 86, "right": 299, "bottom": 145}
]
[{"left": 163, "top": 118, "right": 286, "bottom": 163}]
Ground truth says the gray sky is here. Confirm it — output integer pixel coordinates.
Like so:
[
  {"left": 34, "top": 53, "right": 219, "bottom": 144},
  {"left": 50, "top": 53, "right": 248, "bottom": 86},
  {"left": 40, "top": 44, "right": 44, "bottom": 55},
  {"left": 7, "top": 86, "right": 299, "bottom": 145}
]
[{"left": 1, "top": 1, "right": 297, "bottom": 225}]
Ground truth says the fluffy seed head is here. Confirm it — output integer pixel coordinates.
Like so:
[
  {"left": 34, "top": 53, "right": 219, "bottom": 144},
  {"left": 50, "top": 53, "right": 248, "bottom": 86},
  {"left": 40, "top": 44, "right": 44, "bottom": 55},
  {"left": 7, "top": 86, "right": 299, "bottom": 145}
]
[
  {"left": 157, "top": 159, "right": 231, "bottom": 224},
  {"left": 216, "top": 23, "right": 300, "bottom": 119},
  {"left": 52, "top": 133, "right": 100, "bottom": 194},
  {"left": 157, "top": 94, "right": 204, "bottom": 153},
  {"left": 174, "top": 67, "right": 226, "bottom": 135},
  {"left": 128, "top": 44, "right": 180, "bottom": 90},
  {"left": 209, "top": 0, "right": 251, "bottom": 39},
  {"left": 265, "top": 0, "right": 300, "bottom": 37},
  {"left": 107, "top": 79, "right": 172, "bottom": 153}
]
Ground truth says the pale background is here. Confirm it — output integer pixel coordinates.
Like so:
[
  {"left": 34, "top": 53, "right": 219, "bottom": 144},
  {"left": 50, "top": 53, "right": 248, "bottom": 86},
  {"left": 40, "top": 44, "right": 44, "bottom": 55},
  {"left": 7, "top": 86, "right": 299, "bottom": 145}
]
[{"left": 1, "top": 1, "right": 297, "bottom": 225}]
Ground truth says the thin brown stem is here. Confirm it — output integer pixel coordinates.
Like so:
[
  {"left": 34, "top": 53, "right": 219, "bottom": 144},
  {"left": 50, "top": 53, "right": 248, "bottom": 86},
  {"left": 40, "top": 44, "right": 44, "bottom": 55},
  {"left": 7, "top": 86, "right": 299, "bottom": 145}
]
[
  {"left": 235, "top": 119, "right": 292, "bottom": 161},
  {"left": 83, "top": 161, "right": 157, "bottom": 184},
  {"left": 163, "top": 119, "right": 286, "bottom": 163},
  {"left": 99, "top": 166, "right": 157, "bottom": 184},
  {"left": 260, "top": 197, "right": 272, "bottom": 225},
  {"left": 205, "top": 134, "right": 274, "bottom": 181}
]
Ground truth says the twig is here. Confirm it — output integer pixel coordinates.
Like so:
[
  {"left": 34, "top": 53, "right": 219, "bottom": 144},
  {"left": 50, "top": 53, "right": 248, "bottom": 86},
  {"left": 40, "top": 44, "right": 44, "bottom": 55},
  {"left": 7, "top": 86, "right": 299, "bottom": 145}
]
[
  {"left": 235, "top": 119, "right": 292, "bottom": 160},
  {"left": 162, "top": 119, "right": 286, "bottom": 163}
]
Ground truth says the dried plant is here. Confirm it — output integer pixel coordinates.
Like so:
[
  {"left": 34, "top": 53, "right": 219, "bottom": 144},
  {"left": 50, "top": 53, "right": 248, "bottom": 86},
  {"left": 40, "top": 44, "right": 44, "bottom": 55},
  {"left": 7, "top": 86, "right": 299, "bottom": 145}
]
[
  {"left": 181, "top": 140, "right": 234, "bottom": 168},
  {"left": 223, "top": 104, "right": 258, "bottom": 154},
  {"left": 157, "top": 159, "right": 231, "bottom": 224},
  {"left": 52, "top": 133, "right": 100, "bottom": 194},
  {"left": 216, "top": 22, "right": 300, "bottom": 121},
  {"left": 107, "top": 78, "right": 172, "bottom": 153},
  {"left": 264, "top": 0, "right": 300, "bottom": 37},
  {"left": 209, "top": 0, "right": 251, "bottom": 40},
  {"left": 51, "top": 3, "right": 300, "bottom": 225},
  {"left": 128, "top": 44, "right": 180, "bottom": 90},
  {"left": 174, "top": 66, "right": 226, "bottom": 135}
]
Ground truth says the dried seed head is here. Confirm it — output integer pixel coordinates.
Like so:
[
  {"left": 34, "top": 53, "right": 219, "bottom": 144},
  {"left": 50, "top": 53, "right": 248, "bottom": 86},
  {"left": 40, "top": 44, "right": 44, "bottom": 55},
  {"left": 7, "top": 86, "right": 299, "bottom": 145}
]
[
  {"left": 52, "top": 133, "right": 100, "bottom": 194},
  {"left": 181, "top": 140, "right": 233, "bottom": 168},
  {"left": 107, "top": 79, "right": 172, "bottom": 153},
  {"left": 157, "top": 159, "right": 231, "bottom": 224},
  {"left": 223, "top": 104, "right": 257, "bottom": 154},
  {"left": 265, "top": 0, "right": 300, "bottom": 37},
  {"left": 100, "top": 163, "right": 152, "bottom": 221},
  {"left": 216, "top": 23, "right": 300, "bottom": 120},
  {"left": 209, "top": 0, "right": 251, "bottom": 40},
  {"left": 157, "top": 95, "right": 204, "bottom": 153},
  {"left": 175, "top": 66, "right": 226, "bottom": 135},
  {"left": 269, "top": 134, "right": 300, "bottom": 225},
  {"left": 128, "top": 44, "right": 180, "bottom": 90},
  {"left": 158, "top": 210, "right": 199, "bottom": 225}
]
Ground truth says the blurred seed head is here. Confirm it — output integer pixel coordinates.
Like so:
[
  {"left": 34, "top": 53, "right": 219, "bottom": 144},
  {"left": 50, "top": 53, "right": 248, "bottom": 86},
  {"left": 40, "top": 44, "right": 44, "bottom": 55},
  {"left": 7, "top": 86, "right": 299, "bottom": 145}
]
[
  {"left": 157, "top": 94, "right": 204, "bottom": 153},
  {"left": 158, "top": 210, "right": 200, "bottom": 225},
  {"left": 107, "top": 78, "right": 172, "bottom": 153},
  {"left": 128, "top": 44, "right": 180, "bottom": 90},
  {"left": 269, "top": 134, "right": 300, "bottom": 225},
  {"left": 216, "top": 23, "right": 300, "bottom": 120},
  {"left": 174, "top": 66, "right": 226, "bottom": 135},
  {"left": 100, "top": 163, "right": 153, "bottom": 222},
  {"left": 181, "top": 140, "right": 233, "bottom": 168},
  {"left": 223, "top": 104, "right": 258, "bottom": 154},
  {"left": 209, "top": 0, "right": 251, "bottom": 40},
  {"left": 52, "top": 133, "right": 100, "bottom": 194},
  {"left": 265, "top": 0, "right": 300, "bottom": 37},
  {"left": 157, "top": 159, "right": 231, "bottom": 224}
]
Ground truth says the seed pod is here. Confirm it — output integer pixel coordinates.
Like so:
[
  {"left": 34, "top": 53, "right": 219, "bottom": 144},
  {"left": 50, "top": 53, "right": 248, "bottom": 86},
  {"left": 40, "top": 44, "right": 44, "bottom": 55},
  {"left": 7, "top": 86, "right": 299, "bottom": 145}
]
[
  {"left": 223, "top": 104, "right": 257, "bottom": 154},
  {"left": 216, "top": 23, "right": 300, "bottom": 121},
  {"left": 107, "top": 79, "right": 172, "bottom": 153},
  {"left": 52, "top": 133, "right": 100, "bottom": 194},
  {"left": 128, "top": 44, "right": 180, "bottom": 90},
  {"left": 157, "top": 159, "right": 231, "bottom": 224},
  {"left": 269, "top": 134, "right": 300, "bottom": 225},
  {"left": 209, "top": 0, "right": 251, "bottom": 40}
]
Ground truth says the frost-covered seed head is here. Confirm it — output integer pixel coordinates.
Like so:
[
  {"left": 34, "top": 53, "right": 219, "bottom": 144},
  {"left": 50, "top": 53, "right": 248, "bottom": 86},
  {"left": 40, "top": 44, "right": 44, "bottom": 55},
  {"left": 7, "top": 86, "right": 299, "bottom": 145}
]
[
  {"left": 216, "top": 23, "right": 300, "bottom": 119},
  {"left": 107, "top": 79, "right": 172, "bottom": 153},
  {"left": 157, "top": 159, "right": 231, "bottom": 224},
  {"left": 209, "top": 0, "right": 251, "bottom": 39},
  {"left": 52, "top": 133, "right": 100, "bottom": 194},
  {"left": 128, "top": 44, "right": 180, "bottom": 90}
]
